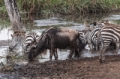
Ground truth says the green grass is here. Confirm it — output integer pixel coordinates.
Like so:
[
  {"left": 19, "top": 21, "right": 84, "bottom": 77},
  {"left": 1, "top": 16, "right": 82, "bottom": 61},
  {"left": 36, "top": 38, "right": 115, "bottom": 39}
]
[{"left": 1, "top": 0, "right": 120, "bottom": 16}]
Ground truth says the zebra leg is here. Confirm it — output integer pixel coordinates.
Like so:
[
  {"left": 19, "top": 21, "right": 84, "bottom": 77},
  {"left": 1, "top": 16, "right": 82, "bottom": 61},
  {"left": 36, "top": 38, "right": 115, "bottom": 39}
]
[
  {"left": 54, "top": 48, "right": 58, "bottom": 60},
  {"left": 99, "top": 47, "right": 107, "bottom": 63},
  {"left": 95, "top": 40, "right": 98, "bottom": 50},
  {"left": 88, "top": 43, "right": 93, "bottom": 51},
  {"left": 115, "top": 42, "right": 119, "bottom": 55}
]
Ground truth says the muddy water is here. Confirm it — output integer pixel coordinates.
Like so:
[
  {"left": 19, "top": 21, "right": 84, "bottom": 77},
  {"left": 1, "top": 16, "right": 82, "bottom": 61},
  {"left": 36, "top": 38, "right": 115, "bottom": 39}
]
[{"left": 0, "top": 13, "right": 120, "bottom": 68}]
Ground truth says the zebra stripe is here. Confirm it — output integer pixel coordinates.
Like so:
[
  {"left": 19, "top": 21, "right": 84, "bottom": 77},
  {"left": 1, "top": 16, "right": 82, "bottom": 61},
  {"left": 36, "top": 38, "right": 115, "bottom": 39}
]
[
  {"left": 86, "top": 22, "right": 105, "bottom": 50},
  {"left": 78, "top": 31, "right": 85, "bottom": 39},
  {"left": 99, "top": 24, "right": 120, "bottom": 63},
  {"left": 24, "top": 32, "right": 40, "bottom": 53},
  {"left": 78, "top": 31, "right": 86, "bottom": 45},
  {"left": 25, "top": 32, "right": 39, "bottom": 45},
  {"left": 88, "top": 28, "right": 101, "bottom": 50}
]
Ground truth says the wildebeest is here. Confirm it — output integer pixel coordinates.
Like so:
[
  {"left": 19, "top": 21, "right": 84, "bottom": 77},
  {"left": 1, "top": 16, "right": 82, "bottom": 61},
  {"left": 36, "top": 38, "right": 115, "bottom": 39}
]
[{"left": 28, "top": 27, "right": 84, "bottom": 61}]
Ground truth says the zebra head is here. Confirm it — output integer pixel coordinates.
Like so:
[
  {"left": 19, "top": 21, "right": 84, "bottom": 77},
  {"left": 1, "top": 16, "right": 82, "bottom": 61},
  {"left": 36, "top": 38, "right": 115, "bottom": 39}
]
[
  {"left": 89, "top": 22, "right": 97, "bottom": 30},
  {"left": 24, "top": 42, "right": 37, "bottom": 53},
  {"left": 24, "top": 32, "right": 40, "bottom": 53},
  {"left": 9, "top": 31, "right": 25, "bottom": 52}
]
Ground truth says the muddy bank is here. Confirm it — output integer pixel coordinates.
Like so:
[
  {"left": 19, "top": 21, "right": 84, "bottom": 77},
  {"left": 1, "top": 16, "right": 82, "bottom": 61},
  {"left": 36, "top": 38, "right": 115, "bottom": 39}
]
[{"left": 1, "top": 55, "right": 120, "bottom": 79}]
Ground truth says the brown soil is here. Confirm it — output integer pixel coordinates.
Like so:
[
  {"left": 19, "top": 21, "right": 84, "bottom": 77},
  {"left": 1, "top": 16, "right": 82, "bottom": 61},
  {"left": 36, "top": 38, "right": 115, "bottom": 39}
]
[{"left": 2, "top": 55, "right": 120, "bottom": 79}]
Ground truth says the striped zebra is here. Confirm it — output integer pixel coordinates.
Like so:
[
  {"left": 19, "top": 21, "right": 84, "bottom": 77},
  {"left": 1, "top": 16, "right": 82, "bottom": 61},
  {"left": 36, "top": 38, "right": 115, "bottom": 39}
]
[
  {"left": 87, "top": 21, "right": 105, "bottom": 51},
  {"left": 24, "top": 32, "right": 40, "bottom": 53},
  {"left": 99, "top": 23, "right": 120, "bottom": 63},
  {"left": 78, "top": 28, "right": 101, "bottom": 51},
  {"left": 78, "top": 22, "right": 101, "bottom": 50},
  {"left": 87, "top": 27, "right": 101, "bottom": 50},
  {"left": 9, "top": 31, "right": 43, "bottom": 55},
  {"left": 78, "top": 31, "right": 86, "bottom": 44}
]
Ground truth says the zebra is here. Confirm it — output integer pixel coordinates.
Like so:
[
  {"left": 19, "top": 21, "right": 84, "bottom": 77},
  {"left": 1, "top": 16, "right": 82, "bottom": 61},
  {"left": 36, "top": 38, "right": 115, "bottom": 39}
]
[
  {"left": 24, "top": 32, "right": 40, "bottom": 53},
  {"left": 78, "top": 31, "right": 86, "bottom": 44},
  {"left": 99, "top": 23, "right": 120, "bottom": 63},
  {"left": 87, "top": 27, "right": 101, "bottom": 51},
  {"left": 78, "top": 22, "right": 100, "bottom": 50},
  {"left": 84, "top": 21, "right": 106, "bottom": 51},
  {"left": 78, "top": 28, "right": 101, "bottom": 51},
  {"left": 9, "top": 31, "right": 42, "bottom": 54}
]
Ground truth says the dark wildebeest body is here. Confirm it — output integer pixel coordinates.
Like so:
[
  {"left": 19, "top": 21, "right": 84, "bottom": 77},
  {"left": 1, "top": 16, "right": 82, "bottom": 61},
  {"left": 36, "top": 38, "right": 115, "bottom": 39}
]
[{"left": 28, "top": 27, "right": 81, "bottom": 61}]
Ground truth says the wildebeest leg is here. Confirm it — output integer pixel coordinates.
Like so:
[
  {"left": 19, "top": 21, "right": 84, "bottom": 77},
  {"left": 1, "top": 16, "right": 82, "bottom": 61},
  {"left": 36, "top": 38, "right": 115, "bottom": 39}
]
[
  {"left": 50, "top": 47, "right": 56, "bottom": 61},
  {"left": 54, "top": 48, "right": 58, "bottom": 60},
  {"left": 74, "top": 48, "right": 80, "bottom": 58},
  {"left": 68, "top": 49, "right": 74, "bottom": 59},
  {"left": 50, "top": 49, "right": 52, "bottom": 61},
  {"left": 74, "top": 49, "right": 79, "bottom": 58}
]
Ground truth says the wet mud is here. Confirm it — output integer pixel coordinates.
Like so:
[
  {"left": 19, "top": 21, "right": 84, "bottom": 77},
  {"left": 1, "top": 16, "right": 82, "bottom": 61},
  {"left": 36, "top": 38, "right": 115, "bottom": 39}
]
[{"left": 1, "top": 55, "right": 120, "bottom": 79}]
